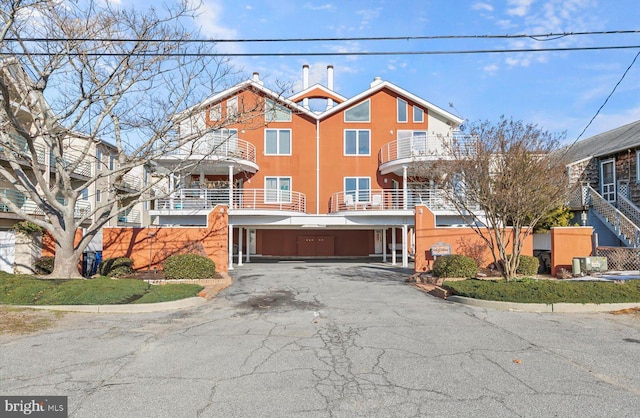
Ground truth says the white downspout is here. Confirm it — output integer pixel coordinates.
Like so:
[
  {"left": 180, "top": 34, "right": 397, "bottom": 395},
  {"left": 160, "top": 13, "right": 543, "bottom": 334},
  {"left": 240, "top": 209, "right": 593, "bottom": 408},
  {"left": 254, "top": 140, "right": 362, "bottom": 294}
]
[
  {"left": 228, "top": 165, "right": 234, "bottom": 208},
  {"left": 402, "top": 165, "right": 408, "bottom": 210},
  {"left": 237, "top": 227, "right": 243, "bottom": 266},
  {"left": 316, "top": 119, "right": 320, "bottom": 214},
  {"left": 402, "top": 224, "right": 408, "bottom": 268}
]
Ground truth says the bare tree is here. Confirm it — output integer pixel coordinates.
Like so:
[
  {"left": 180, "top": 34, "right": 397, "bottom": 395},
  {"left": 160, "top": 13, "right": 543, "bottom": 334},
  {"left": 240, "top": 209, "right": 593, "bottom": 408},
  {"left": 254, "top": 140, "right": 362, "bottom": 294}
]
[
  {"left": 423, "top": 117, "right": 569, "bottom": 280},
  {"left": 0, "top": 0, "right": 260, "bottom": 278}
]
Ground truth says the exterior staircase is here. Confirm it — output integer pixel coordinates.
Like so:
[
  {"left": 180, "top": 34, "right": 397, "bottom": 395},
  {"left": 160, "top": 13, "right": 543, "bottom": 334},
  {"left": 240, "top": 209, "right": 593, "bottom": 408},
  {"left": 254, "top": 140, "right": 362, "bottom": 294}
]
[{"left": 583, "top": 185, "right": 640, "bottom": 247}]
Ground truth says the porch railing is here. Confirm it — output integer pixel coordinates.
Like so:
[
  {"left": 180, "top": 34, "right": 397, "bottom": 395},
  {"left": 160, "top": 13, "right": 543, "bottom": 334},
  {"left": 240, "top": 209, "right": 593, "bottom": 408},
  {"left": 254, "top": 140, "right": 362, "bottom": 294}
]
[
  {"left": 155, "top": 188, "right": 306, "bottom": 213},
  {"left": 169, "top": 134, "right": 257, "bottom": 164},
  {"left": 117, "top": 208, "right": 141, "bottom": 225},
  {"left": 0, "top": 188, "right": 91, "bottom": 218},
  {"left": 587, "top": 185, "right": 640, "bottom": 247},
  {"left": 379, "top": 134, "right": 476, "bottom": 165},
  {"left": 329, "top": 188, "right": 473, "bottom": 212}
]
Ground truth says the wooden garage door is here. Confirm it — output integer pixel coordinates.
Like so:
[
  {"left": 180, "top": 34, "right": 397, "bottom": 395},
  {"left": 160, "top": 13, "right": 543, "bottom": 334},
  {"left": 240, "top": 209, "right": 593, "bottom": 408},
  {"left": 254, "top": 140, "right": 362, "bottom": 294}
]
[{"left": 297, "top": 236, "right": 335, "bottom": 257}]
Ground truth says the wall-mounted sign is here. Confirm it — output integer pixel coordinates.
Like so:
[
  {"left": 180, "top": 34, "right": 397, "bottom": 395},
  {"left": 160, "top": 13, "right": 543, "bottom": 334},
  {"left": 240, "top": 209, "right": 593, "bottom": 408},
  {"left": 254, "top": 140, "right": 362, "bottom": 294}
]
[{"left": 430, "top": 242, "right": 452, "bottom": 256}]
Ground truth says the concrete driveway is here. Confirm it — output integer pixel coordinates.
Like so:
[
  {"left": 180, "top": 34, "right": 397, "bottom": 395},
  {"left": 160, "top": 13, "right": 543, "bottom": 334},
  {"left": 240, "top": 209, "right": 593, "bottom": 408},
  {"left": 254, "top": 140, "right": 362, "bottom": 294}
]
[{"left": 2, "top": 261, "right": 640, "bottom": 417}]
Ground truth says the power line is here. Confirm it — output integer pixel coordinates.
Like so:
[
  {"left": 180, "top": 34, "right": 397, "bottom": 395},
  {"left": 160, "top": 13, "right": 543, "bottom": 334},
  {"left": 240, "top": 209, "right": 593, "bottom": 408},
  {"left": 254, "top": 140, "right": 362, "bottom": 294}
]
[
  {"left": 2, "top": 44, "right": 640, "bottom": 57},
  {"left": 566, "top": 49, "right": 640, "bottom": 150},
  {"left": 4, "top": 30, "right": 640, "bottom": 44}
]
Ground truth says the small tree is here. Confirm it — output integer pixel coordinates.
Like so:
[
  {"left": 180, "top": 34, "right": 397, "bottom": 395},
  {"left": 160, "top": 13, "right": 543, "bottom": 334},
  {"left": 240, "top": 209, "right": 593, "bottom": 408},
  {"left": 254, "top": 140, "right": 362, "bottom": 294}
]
[
  {"left": 427, "top": 117, "right": 569, "bottom": 280},
  {"left": 0, "top": 1, "right": 266, "bottom": 278}
]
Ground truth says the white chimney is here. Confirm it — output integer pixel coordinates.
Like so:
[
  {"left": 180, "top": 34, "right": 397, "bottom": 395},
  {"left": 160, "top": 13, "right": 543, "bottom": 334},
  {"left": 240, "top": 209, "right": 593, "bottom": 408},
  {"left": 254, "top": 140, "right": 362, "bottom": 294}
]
[
  {"left": 252, "top": 72, "right": 263, "bottom": 85},
  {"left": 302, "top": 64, "right": 309, "bottom": 109},
  {"left": 370, "top": 76, "right": 383, "bottom": 87},
  {"left": 326, "top": 65, "right": 334, "bottom": 110}
]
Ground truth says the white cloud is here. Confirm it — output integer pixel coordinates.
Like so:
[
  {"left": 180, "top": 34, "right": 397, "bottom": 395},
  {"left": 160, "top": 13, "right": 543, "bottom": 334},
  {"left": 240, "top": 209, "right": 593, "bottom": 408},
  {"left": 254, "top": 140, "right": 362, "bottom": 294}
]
[
  {"left": 304, "top": 3, "right": 335, "bottom": 11},
  {"left": 507, "top": 0, "right": 535, "bottom": 17},
  {"left": 472, "top": 2, "right": 494, "bottom": 12},
  {"left": 189, "top": 0, "right": 240, "bottom": 53},
  {"left": 483, "top": 64, "right": 499, "bottom": 74}
]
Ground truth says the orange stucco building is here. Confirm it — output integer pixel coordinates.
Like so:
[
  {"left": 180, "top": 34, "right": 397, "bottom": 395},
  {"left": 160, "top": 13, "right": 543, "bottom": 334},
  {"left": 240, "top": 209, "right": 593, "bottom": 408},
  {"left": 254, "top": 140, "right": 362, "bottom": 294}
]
[{"left": 144, "top": 64, "right": 475, "bottom": 270}]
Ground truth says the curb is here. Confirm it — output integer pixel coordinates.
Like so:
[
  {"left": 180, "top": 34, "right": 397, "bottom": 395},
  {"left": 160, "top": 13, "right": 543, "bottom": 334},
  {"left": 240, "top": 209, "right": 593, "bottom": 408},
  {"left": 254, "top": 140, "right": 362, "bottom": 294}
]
[
  {"left": 446, "top": 295, "right": 640, "bottom": 313},
  {"left": 11, "top": 296, "right": 208, "bottom": 313}
]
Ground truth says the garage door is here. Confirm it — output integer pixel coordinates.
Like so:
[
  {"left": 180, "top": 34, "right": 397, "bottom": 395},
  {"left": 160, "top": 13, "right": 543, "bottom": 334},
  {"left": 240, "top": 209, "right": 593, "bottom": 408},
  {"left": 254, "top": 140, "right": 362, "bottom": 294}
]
[{"left": 0, "top": 230, "right": 16, "bottom": 273}]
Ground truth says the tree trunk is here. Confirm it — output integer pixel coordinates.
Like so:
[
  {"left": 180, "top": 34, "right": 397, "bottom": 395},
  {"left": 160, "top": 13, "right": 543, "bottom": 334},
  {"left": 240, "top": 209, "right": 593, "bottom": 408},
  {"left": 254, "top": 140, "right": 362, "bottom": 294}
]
[{"left": 48, "top": 231, "right": 84, "bottom": 279}]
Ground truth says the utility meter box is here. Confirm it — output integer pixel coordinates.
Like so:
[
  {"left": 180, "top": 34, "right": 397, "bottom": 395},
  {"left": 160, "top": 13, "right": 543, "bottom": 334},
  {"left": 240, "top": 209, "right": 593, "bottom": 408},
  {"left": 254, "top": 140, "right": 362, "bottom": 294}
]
[{"left": 573, "top": 257, "right": 608, "bottom": 274}]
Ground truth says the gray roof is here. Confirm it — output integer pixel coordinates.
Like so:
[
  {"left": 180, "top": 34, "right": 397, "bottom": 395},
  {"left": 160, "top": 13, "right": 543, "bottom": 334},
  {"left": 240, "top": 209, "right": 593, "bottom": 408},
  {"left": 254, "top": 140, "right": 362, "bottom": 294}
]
[{"left": 564, "top": 119, "right": 640, "bottom": 163}]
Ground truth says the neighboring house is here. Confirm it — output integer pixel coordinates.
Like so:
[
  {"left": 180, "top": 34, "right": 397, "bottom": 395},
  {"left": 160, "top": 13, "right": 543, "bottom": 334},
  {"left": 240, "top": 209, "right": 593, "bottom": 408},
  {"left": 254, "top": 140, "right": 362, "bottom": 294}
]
[
  {"left": 0, "top": 59, "right": 146, "bottom": 272},
  {"left": 565, "top": 119, "right": 640, "bottom": 247},
  {"left": 150, "top": 65, "right": 472, "bottom": 269}
]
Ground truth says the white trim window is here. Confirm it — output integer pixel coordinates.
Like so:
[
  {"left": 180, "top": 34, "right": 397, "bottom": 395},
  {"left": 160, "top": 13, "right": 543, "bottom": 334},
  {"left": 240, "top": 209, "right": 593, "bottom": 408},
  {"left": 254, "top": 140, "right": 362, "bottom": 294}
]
[
  {"left": 265, "top": 99, "right": 292, "bottom": 122},
  {"left": 109, "top": 155, "right": 116, "bottom": 170},
  {"left": 209, "top": 103, "right": 221, "bottom": 122},
  {"left": 600, "top": 159, "right": 616, "bottom": 202},
  {"left": 397, "top": 98, "right": 408, "bottom": 123},
  {"left": 265, "top": 177, "right": 291, "bottom": 203},
  {"left": 344, "top": 129, "right": 370, "bottom": 156},
  {"left": 344, "top": 99, "right": 370, "bottom": 122},
  {"left": 96, "top": 149, "right": 102, "bottom": 171},
  {"left": 345, "top": 177, "right": 370, "bottom": 203},
  {"left": 413, "top": 106, "right": 424, "bottom": 123},
  {"left": 96, "top": 189, "right": 101, "bottom": 203},
  {"left": 265, "top": 129, "right": 291, "bottom": 155}
]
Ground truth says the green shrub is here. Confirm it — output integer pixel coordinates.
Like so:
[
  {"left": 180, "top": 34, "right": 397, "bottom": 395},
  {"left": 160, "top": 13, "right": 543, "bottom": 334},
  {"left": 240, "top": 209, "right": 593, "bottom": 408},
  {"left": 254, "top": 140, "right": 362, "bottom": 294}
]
[
  {"left": 34, "top": 256, "right": 55, "bottom": 275},
  {"left": 504, "top": 254, "right": 541, "bottom": 276},
  {"left": 516, "top": 255, "right": 540, "bottom": 276},
  {"left": 163, "top": 254, "right": 216, "bottom": 280},
  {"left": 433, "top": 254, "right": 478, "bottom": 278},
  {"left": 98, "top": 257, "right": 134, "bottom": 277},
  {"left": 12, "top": 220, "right": 43, "bottom": 235}
]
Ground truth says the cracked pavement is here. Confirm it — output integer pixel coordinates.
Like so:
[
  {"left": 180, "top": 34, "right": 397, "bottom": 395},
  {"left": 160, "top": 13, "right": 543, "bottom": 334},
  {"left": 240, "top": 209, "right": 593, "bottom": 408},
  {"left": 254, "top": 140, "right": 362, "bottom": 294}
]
[{"left": 2, "top": 261, "right": 640, "bottom": 417}]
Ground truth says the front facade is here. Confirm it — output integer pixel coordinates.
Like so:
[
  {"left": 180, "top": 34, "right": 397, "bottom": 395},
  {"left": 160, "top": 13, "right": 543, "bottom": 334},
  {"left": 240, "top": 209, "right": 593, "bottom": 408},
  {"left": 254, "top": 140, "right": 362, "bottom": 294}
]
[{"left": 150, "top": 65, "right": 471, "bottom": 269}]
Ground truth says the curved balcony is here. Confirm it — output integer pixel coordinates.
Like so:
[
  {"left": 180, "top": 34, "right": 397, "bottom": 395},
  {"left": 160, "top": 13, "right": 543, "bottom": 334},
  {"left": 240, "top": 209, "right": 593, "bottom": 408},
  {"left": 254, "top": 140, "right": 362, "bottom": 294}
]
[
  {"left": 154, "top": 188, "right": 306, "bottom": 213},
  {"left": 158, "top": 134, "right": 258, "bottom": 174},
  {"left": 378, "top": 134, "right": 475, "bottom": 175}
]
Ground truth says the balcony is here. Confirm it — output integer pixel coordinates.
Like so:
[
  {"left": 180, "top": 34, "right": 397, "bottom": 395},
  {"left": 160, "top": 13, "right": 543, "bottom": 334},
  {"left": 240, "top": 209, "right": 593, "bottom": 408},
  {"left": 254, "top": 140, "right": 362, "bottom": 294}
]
[
  {"left": 329, "top": 188, "right": 475, "bottom": 213},
  {"left": 2, "top": 133, "right": 46, "bottom": 165},
  {"left": 154, "top": 188, "right": 306, "bottom": 213},
  {"left": 0, "top": 188, "right": 91, "bottom": 218},
  {"left": 159, "top": 134, "right": 258, "bottom": 174},
  {"left": 117, "top": 208, "right": 141, "bottom": 226},
  {"left": 378, "top": 133, "right": 476, "bottom": 174}
]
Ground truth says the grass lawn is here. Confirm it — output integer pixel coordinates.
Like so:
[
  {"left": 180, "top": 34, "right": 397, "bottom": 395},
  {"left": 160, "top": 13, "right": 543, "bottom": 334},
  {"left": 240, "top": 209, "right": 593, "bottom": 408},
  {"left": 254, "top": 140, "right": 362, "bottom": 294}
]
[
  {"left": 0, "top": 272, "right": 203, "bottom": 305},
  {"left": 443, "top": 278, "right": 640, "bottom": 304}
]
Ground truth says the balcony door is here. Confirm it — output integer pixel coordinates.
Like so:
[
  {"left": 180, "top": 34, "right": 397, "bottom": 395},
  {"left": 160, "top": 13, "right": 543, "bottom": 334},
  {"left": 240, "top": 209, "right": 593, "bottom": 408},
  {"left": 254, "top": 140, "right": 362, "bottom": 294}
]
[{"left": 600, "top": 159, "right": 616, "bottom": 202}]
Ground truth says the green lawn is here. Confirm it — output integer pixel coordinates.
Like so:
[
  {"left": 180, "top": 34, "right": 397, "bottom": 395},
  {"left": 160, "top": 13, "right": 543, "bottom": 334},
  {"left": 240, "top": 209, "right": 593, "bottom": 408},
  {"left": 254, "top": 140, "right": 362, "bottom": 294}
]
[
  {"left": 443, "top": 278, "right": 640, "bottom": 304},
  {"left": 0, "top": 273, "right": 203, "bottom": 305}
]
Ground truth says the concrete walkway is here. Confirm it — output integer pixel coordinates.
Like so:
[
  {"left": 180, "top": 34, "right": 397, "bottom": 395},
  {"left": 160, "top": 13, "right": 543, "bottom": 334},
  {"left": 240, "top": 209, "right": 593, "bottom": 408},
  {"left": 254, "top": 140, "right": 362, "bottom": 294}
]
[{"left": 2, "top": 261, "right": 640, "bottom": 417}]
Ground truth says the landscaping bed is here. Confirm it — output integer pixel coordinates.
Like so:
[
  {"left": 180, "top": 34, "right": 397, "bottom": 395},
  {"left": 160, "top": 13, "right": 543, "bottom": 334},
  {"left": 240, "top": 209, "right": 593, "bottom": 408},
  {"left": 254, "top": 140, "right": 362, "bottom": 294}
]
[
  {"left": 442, "top": 278, "right": 640, "bottom": 304},
  {"left": 0, "top": 273, "right": 203, "bottom": 305}
]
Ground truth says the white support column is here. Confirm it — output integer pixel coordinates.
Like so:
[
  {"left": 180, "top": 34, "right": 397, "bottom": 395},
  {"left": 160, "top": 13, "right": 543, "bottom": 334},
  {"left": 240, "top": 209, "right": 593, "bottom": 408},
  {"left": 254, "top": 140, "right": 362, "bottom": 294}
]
[
  {"left": 402, "top": 165, "right": 408, "bottom": 210},
  {"left": 402, "top": 224, "right": 409, "bottom": 268},
  {"left": 228, "top": 224, "right": 234, "bottom": 271},
  {"left": 237, "top": 227, "right": 243, "bottom": 266},
  {"left": 391, "top": 227, "right": 397, "bottom": 266},
  {"left": 245, "top": 229, "right": 252, "bottom": 263},
  {"left": 382, "top": 228, "right": 387, "bottom": 262},
  {"left": 228, "top": 165, "right": 234, "bottom": 208}
]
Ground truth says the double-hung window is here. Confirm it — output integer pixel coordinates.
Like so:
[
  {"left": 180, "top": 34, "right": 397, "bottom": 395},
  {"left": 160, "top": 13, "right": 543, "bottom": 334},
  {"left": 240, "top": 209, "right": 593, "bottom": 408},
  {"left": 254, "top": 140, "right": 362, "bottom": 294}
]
[
  {"left": 344, "top": 130, "right": 370, "bottom": 156},
  {"left": 265, "top": 177, "right": 291, "bottom": 203},
  {"left": 265, "top": 129, "right": 291, "bottom": 155},
  {"left": 345, "top": 177, "right": 370, "bottom": 203}
]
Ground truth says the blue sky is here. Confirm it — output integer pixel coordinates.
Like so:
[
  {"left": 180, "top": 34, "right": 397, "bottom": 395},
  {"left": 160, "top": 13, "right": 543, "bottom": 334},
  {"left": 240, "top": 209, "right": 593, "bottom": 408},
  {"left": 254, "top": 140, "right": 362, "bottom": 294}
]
[{"left": 156, "top": 0, "right": 640, "bottom": 143}]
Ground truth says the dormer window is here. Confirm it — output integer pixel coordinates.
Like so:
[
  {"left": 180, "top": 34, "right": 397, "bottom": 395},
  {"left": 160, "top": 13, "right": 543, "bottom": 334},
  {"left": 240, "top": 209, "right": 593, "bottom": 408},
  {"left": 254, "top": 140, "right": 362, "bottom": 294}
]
[{"left": 344, "top": 100, "right": 370, "bottom": 122}]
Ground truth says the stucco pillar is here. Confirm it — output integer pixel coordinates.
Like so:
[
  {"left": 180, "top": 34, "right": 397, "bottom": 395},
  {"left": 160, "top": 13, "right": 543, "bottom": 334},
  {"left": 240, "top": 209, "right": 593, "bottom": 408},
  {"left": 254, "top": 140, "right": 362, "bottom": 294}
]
[
  {"left": 228, "top": 224, "right": 234, "bottom": 271},
  {"left": 246, "top": 229, "right": 252, "bottom": 263},
  {"left": 402, "top": 224, "right": 408, "bottom": 268},
  {"left": 392, "top": 227, "right": 397, "bottom": 265},
  {"left": 382, "top": 228, "right": 387, "bottom": 262},
  {"left": 237, "top": 227, "right": 243, "bottom": 266}
]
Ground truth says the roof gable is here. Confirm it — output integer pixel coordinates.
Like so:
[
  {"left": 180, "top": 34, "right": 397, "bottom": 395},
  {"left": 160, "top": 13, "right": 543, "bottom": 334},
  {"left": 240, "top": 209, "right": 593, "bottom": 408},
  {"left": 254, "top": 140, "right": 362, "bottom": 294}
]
[{"left": 564, "top": 119, "right": 640, "bottom": 163}]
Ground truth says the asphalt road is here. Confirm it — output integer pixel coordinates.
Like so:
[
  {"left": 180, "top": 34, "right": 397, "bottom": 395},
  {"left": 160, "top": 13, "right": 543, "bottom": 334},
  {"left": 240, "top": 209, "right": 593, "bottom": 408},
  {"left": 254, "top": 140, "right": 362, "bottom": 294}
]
[{"left": 2, "top": 261, "right": 640, "bottom": 417}]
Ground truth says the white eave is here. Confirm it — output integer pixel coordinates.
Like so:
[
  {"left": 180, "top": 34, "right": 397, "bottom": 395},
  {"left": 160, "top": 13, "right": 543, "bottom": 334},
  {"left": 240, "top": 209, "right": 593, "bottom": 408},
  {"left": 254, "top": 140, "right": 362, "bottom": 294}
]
[{"left": 288, "top": 83, "right": 348, "bottom": 103}]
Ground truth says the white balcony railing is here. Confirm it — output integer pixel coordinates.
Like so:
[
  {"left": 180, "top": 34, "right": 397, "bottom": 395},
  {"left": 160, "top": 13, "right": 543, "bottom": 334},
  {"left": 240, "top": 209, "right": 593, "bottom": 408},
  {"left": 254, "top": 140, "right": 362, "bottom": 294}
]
[
  {"left": 378, "top": 134, "right": 476, "bottom": 165},
  {"left": 155, "top": 188, "right": 306, "bottom": 213},
  {"left": 0, "top": 188, "right": 91, "bottom": 218},
  {"left": 117, "top": 208, "right": 141, "bottom": 225},
  {"left": 329, "top": 188, "right": 476, "bottom": 213},
  {"left": 169, "top": 134, "right": 257, "bottom": 164},
  {"left": 121, "top": 173, "right": 142, "bottom": 191}
]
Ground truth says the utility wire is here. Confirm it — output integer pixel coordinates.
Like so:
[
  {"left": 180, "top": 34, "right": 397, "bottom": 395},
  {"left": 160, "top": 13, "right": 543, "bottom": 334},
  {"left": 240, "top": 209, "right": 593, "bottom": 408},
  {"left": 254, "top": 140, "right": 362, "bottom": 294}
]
[
  {"left": 564, "top": 49, "right": 640, "bottom": 152},
  {"left": 4, "top": 29, "right": 640, "bottom": 44},
  {"left": 2, "top": 44, "right": 640, "bottom": 57}
]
